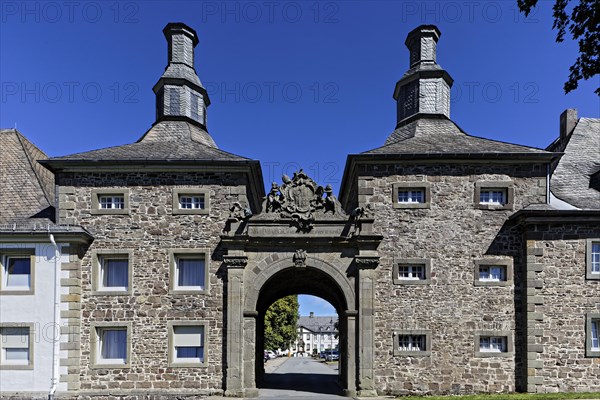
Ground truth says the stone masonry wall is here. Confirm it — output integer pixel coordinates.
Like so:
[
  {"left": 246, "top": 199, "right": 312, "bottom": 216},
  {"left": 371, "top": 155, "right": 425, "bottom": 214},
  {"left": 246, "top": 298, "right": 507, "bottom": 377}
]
[
  {"left": 525, "top": 223, "right": 600, "bottom": 392},
  {"left": 55, "top": 171, "right": 251, "bottom": 395},
  {"left": 360, "top": 162, "right": 546, "bottom": 395}
]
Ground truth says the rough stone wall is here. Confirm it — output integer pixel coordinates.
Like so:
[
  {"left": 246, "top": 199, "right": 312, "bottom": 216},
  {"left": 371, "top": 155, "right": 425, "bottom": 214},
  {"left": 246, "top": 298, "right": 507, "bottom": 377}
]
[
  {"left": 360, "top": 162, "right": 546, "bottom": 395},
  {"left": 55, "top": 171, "right": 250, "bottom": 394},
  {"left": 525, "top": 223, "right": 600, "bottom": 392}
]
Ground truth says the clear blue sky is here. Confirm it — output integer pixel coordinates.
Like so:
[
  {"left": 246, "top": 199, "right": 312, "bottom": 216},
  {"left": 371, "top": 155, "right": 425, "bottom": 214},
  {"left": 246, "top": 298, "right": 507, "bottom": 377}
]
[{"left": 298, "top": 295, "right": 336, "bottom": 316}]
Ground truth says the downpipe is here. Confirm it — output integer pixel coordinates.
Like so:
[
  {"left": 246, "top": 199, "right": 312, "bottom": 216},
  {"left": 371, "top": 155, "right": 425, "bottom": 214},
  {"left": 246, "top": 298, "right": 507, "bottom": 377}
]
[{"left": 48, "top": 234, "right": 60, "bottom": 400}]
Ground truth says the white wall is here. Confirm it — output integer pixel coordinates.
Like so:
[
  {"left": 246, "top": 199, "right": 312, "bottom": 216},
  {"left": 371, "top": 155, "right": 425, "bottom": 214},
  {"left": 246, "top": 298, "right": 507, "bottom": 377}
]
[{"left": 0, "top": 242, "right": 68, "bottom": 394}]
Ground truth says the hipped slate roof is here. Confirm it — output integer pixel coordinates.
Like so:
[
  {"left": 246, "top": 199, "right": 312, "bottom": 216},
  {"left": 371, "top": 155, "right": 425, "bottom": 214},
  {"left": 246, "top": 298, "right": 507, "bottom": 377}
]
[
  {"left": 0, "top": 129, "right": 55, "bottom": 224},
  {"left": 547, "top": 118, "right": 600, "bottom": 210},
  {"left": 297, "top": 316, "right": 338, "bottom": 333},
  {"left": 365, "top": 117, "right": 551, "bottom": 156},
  {"left": 43, "top": 120, "right": 251, "bottom": 164}
]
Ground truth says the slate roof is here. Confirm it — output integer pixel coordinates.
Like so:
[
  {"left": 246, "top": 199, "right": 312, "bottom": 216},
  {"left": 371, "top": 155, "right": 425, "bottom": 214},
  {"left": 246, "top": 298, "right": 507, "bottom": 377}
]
[
  {"left": 364, "top": 117, "right": 551, "bottom": 156},
  {"left": 547, "top": 118, "right": 600, "bottom": 210},
  {"left": 43, "top": 120, "right": 251, "bottom": 164},
  {"left": 0, "top": 129, "right": 55, "bottom": 224},
  {"left": 297, "top": 316, "right": 338, "bottom": 333}
]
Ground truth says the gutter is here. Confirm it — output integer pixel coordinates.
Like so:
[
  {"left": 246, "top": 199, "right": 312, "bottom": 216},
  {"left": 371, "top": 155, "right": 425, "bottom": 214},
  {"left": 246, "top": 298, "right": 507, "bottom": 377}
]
[{"left": 48, "top": 233, "right": 60, "bottom": 400}]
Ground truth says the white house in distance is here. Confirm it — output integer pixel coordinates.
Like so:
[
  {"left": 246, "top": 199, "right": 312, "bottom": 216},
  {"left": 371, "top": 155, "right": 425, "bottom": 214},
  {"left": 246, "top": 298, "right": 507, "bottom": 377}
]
[{"left": 292, "top": 313, "right": 338, "bottom": 355}]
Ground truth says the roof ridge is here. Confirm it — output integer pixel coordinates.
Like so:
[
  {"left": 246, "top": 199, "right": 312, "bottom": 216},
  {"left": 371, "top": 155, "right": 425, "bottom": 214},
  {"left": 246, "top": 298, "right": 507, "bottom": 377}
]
[{"left": 15, "top": 131, "right": 54, "bottom": 207}]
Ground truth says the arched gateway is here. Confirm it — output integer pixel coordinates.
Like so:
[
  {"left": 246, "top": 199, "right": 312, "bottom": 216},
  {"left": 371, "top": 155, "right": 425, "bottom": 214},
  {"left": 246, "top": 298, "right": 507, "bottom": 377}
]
[{"left": 221, "top": 171, "right": 382, "bottom": 397}]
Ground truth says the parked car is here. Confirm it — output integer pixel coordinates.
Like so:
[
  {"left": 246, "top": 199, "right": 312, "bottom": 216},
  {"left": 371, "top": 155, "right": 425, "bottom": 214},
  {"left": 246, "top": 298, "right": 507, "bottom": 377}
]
[
  {"left": 319, "top": 351, "right": 327, "bottom": 359},
  {"left": 266, "top": 350, "right": 277, "bottom": 360},
  {"left": 325, "top": 351, "right": 339, "bottom": 361},
  {"left": 264, "top": 351, "right": 269, "bottom": 362}
]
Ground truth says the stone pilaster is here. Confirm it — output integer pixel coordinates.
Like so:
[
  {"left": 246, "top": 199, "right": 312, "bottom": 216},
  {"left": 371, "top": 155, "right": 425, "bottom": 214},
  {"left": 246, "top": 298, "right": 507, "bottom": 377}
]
[
  {"left": 525, "top": 240, "right": 545, "bottom": 393},
  {"left": 224, "top": 255, "right": 247, "bottom": 397},
  {"left": 344, "top": 310, "right": 358, "bottom": 397}
]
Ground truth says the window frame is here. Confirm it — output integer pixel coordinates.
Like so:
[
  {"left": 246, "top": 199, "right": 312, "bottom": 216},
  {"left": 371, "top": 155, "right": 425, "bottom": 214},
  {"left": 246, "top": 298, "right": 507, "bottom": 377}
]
[
  {"left": 393, "top": 329, "right": 431, "bottom": 356},
  {"left": 0, "top": 323, "right": 34, "bottom": 370},
  {"left": 90, "top": 322, "right": 132, "bottom": 369},
  {"left": 168, "top": 249, "right": 210, "bottom": 295},
  {"left": 474, "top": 331, "right": 513, "bottom": 358},
  {"left": 474, "top": 181, "right": 514, "bottom": 210},
  {"left": 0, "top": 248, "right": 35, "bottom": 295},
  {"left": 392, "top": 182, "right": 431, "bottom": 209},
  {"left": 168, "top": 320, "right": 208, "bottom": 367},
  {"left": 91, "top": 249, "right": 133, "bottom": 296},
  {"left": 585, "top": 312, "right": 600, "bottom": 357},
  {"left": 473, "top": 258, "right": 513, "bottom": 287},
  {"left": 393, "top": 258, "right": 431, "bottom": 285},
  {"left": 91, "top": 188, "right": 130, "bottom": 215},
  {"left": 586, "top": 239, "right": 600, "bottom": 280},
  {"left": 172, "top": 188, "right": 210, "bottom": 215}
]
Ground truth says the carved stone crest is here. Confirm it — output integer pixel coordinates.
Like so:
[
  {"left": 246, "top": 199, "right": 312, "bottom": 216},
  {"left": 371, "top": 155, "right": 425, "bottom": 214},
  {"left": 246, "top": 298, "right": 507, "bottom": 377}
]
[
  {"left": 293, "top": 249, "right": 307, "bottom": 267},
  {"left": 261, "top": 169, "right": 342, "bottom": 232}
]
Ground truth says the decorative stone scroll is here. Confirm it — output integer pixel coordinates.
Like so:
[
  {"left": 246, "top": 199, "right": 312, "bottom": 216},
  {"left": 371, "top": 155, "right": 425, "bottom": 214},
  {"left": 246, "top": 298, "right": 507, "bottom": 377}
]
[{"left": 261, "top": 169, "right": 345, "bottom": 231}]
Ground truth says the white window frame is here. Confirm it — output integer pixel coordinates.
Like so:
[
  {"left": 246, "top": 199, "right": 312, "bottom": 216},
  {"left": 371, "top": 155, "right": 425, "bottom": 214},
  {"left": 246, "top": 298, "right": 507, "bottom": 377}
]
[
  {"left": 169, "top": 249, "right": 210, "bottom": 294},
  {"left": 99, "top": 256, "right": 129, "bottom": 292},
  {"left": 398, "top": 189, "right": 425, "bottom": 204},
  {"left": 479, "top": 336, "right": 507, "bottom": 353},
  {"left": 478, "top": 265, "right": 506, "bottom": 282},
  {"left": 586, "top": 313, "right": 600, "bottom": 357},
  {"left": 168, "top": 321, "right": 207, "bottom": 367},
  {"left": 397, "top": 265, "right": 425, "bottom": 280},
  {"left": 393, "top": 258, "right": 432, "bottom": 285},
  {"left": 479, "top": 189, "right": 506, "bottom": 206},
  {"left": 0, "top": 250, "right": 35, "bottom": 295},
  {"left": 91, "top": 189, "right": 130, "bottom": 215},
  {"left": 397, "top": 334, "right": 426, "bottom": 352},
  {"left": 91, "top": 249, "right": 133, "bottom": 296},
  {"left": 178, "top": 194, "right": 205, "bottom": 210},
  {"left": 98, "top": 195, "right": 125, "bottom": 210},
  {"left": 174, "top": 255, "right": 206, "bottom": 290},
  {"left": 474, "top": 259, "right": 513, "bottom": 287},
  {"left": 172, "top": 189, "right": 210, "bottom": 215},
  {"left": 587, "top": 240, "right": 600, "bottom": 279},
  {"left": 392, "top": 182, "right": 431, "bottom": 209},
  {"left": 393, "top": 330, "right": 431, "bottom": 356},
  {"left": 90, "top": 322, "right": 131, "bottom": 369},
  {"left": 1, "top": 256, "right": 32, "bottom": 290},
  {"left": 475, "top": 331, "right": 513, "bottom": 357},
  {"left": 0, "top": 324, "right": 33, "bottom": 370}
]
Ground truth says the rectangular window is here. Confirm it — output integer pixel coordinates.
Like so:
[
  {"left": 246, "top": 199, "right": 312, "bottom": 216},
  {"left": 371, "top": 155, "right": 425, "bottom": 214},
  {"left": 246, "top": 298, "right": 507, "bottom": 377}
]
[
  {"left": 179, "top": 194, "right": 205, "bottom": 210},
  {"left": 0, "top": 327, "right": 30, "bottom": 367},
  {"left": 169, "top": 88, "right": 180, "bottom": 115},
  {"left": 100, "top": 257, "right": 129, "bottom": 291},
  {"left": 398, "top": 335, "right": 426, "bottom": 352},
  {"left": 3, "top": 256, "right": 31, "bottom": 289},
  {"left": 479, "top": 189, "right": 506, "bottom": 206},
  {"left": 479, "top": 336, "right": 507, "bottom": 353},
  {"left": 191, "top": 94, "right": 199, "bottom": 121},
  {"left": 398, "top": 189, "right": 424, "bottom": 204},
  {"left": 592, "top": 242, "right": 600, "bottom": 274},
  {"left": 479, "top": 265, "right": 506, "bottom": 282},
  {"left": 398, "top": 265, "right": 425, "bottom": 280},
  {"left": 587, "top": 313, "right": 600, "bottom": 357},
  {"left": 176, "top": 256, "right": 205, "bottom": 289},
  {"left": 592, "top": 319, "right": 599, "bottom": 351},
  {"left": 171, "top": 324, "right": 205, "bottom": 365},
  {"left": 98, "top": 328, "right": 127, "bottom": 364},
  {"left": 99, "top": 195, "right": 125, "bottom": 210}
]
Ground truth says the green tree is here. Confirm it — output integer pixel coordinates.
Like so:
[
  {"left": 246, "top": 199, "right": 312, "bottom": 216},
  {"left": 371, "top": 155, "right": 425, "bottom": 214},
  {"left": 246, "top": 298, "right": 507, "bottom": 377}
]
[
  {"left": 264, "top": 295, "right": 299, "bottom": 351},
  {"left": 517, "top": 0, "right": 599, "bottom": 94}
]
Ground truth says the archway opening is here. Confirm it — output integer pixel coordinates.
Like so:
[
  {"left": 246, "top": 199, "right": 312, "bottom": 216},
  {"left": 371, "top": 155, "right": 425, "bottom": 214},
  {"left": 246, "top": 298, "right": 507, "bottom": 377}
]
[{"left": 255, "top": 266, "right": 348, "bottom": 397}]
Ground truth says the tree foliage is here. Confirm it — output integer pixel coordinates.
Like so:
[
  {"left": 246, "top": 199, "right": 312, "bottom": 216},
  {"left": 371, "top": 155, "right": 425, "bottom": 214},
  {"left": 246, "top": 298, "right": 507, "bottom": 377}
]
[
  {"left": 264, "top": 295, "right": 299, "bottom": 351},
  {"left": 517, "top": 0, "right": 599, "bottom": 94}
]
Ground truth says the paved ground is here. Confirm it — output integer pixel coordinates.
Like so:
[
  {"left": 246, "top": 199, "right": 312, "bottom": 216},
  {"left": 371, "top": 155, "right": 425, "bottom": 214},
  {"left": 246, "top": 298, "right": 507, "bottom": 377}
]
[{"left": 259, "top": 356, "right": 347, "bottom": 399}]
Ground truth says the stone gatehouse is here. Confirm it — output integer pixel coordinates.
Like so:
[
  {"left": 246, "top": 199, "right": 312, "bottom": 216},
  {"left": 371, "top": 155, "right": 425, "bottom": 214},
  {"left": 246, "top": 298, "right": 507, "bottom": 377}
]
[{"left": 0, "top": 23, "right": 598, "bottom": 398}]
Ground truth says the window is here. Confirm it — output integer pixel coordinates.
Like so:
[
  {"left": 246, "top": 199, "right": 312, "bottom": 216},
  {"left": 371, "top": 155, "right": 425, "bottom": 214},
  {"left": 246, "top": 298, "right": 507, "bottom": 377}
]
[
  {"left": 479, "top": 336, "right": 506, "bottom": 353},
  {"left": 393, "top": 330, "right": 431, "bottom": 356},
  {"left": 475, "top": 331, "right": 513, "bottom": 357},
  {"left": 172, "top": 189, "right": 209, "bottom": 215},
  {"left": 168, "top": 322, "right": 206, "bottom": 367},
  {"left": 169, "top": 249, "right": 209, "bottom": 294},
  {"left": 474, "top": 181, "right": 514, "bottom": 210},
  {"left": 0, "top": 325, "right": 33, "bottom": 369},
  {"left": 91, "top": 189, "right": 130, "bottom": 215},
  {"left": 91, "top": 323, "right": 131, "bottom": 368},
  {"left": 474, "top": 259, "right": 513, "bottom": 287},
  {"left": 392, "top": 182, "right": 431, "bottom": 209},
  {"left": 586, "top": 240, "right": 600, "bottom": 280},
  {"left": 586, "top": 313, "right": 600, "bottom": 357},
  {"left": 393, "top": 258, "right": 431, "bottom": 285},
  {"left": 91, "top": 249, "right": 133, "bottom": 295},
  {"left": 0, "top": 249, "right": 35, "bottom": 295},
  {"left": 179, "top": 195, "right": 205, "bottom": 210}
]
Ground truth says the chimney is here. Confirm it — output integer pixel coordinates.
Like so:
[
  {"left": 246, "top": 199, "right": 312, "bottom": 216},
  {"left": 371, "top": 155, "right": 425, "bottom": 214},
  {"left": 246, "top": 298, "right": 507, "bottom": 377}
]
[
  {"left": 309, "top": 312, "right": 314, "bottom": 318},
  {"left": 153, "top": 22, "right": 210, "bottom": 129},
  {"left": 393, "top": 25, "right": 453, "bottom": 127},
  {"left": 560, "top": 109, "right": 578, "bottom": 140}
]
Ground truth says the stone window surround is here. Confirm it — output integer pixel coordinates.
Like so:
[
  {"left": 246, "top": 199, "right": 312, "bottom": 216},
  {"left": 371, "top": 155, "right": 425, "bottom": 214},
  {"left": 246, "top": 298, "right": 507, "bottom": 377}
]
[
  {"left": 0, "top": 323, "right": 34, "bottom": 370},
  {"left": 168, "top": 248, "right": 210, "bottom": 295},
  {"left": 392, "top": 182, "right": 431, "bottom": 209},
  {"left": 585, "top": 312, "right": 600, "bottom": 357},
  {"left": 91, "top": 249, "right": 134, "bottom": 296},
  {"left": 0, "top": 248, "right": 35, "bottom": 296},
  {"left": 586, "top": 239, "right": 600, "bottom": 280},
  {"left": 90, "top": 188, "right": 131, "bottom": 215},
  {"left": 393, "top": 329, "right": 432, "bottom": 356},
  {"left": 393, "top": 257, "right": 432, "bottom": 285},
  {"left": 167, "top": 320, "right": 208, "bottom": 367},
  {"left": 473, "top": 258, "right": 514, "bottom": 287},
  {"left": 474, "top": 181, "right": 514, "bottom": 210},
  {"left": 474, "top": 330, "right": 514, "bottom": 358},
  {"left": 90, "top": 321, "right": 133, "bottom": 369},
  {"left": 172, "top": 188, "right": 210, "bottom": 215}
]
